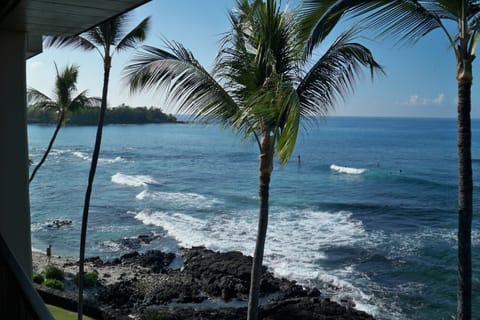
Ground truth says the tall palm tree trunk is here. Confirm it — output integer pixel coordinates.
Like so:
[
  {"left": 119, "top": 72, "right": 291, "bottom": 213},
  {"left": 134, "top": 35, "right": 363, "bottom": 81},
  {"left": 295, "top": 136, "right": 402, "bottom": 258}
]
[
  {"left": 248, "top": 132, "right": 273, "bottom": 320},
  {"left": 29, "top": 112, "right": 65, "bottom": 183},
  {"left": 77, "top": 56, "right": 111, "bottom": 320},
  {"left": 456, "top": 77, "right": 472, "bottom": 320}
]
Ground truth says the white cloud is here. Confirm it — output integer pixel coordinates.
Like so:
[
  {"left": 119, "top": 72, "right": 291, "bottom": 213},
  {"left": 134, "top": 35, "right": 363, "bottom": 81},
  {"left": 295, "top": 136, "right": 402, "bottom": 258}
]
[
  {"left": 28, "top": 61, "right": 44, "bottom": 69},
  {"left": 398, "top": 93, "right": 446, "bottom": 106}
]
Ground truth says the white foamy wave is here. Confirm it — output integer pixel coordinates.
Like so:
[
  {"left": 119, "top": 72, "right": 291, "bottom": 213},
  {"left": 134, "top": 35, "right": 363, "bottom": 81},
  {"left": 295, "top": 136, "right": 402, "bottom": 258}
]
[
  {"left": 49, "top": 148, "right": 72, "bottom": 156},
  {"left": 97, "top": 240, "right": 124, "bottom": 252},
  {"left": 72, "top": 151, "right": 125, "bottom": 163},
  {"left": 111, "top": 173, "right": 158, "bottom": 187},
  {"left": 330, "top": 164, "right": 366, "bottom": 175},
  {"left": 134, "top": 208, "right": 366, "bottom": 276},
  {"left": 100, "top": 156, "right": 125, "bottom": 163},
  {"left": 136, "top": 190, "right": 221, "bottom": 209},
  {"left": 72, "top": 151, "right": 90, "bottom": 161}
]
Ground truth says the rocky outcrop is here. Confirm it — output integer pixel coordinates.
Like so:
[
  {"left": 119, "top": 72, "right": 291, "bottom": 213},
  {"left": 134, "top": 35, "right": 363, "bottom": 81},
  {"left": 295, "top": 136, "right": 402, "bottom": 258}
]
[{"left": 36, "top": 247, "right": 374, "bottom": 319}]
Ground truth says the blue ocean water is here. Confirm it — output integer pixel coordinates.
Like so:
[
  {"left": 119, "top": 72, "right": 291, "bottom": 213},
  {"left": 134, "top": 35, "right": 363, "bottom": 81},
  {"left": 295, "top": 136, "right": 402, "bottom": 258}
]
[{"left": 28, "top": 117, "right": 480, "bottom": 320}]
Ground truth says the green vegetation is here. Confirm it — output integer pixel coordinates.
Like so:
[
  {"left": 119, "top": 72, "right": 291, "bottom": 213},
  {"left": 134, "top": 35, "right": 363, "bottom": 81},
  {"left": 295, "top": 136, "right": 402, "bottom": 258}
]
[
  {"left": 33, "top": 272, "right": 45, "bottom": 284},
  {"left": 27, "top": 105, "right": 177, "bottom": 125},
  {"left": 44, "top": 279, "right": 65, "bottom": 291},
  {"left": 74, "top": 272, "right": 98, "bottom": 287},
  {"left": 43, "top": 265, "right": 65, "bottom": 281},
  {"left": 47, "top": 305, "right": 94, "bottom": 320},
  {"left": 142, "top": 311, "right": 170, "bottom": 320}
]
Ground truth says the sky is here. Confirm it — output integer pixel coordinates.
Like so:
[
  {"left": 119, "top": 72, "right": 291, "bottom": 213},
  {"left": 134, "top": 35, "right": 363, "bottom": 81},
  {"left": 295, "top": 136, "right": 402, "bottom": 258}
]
[{"left": 26, "top": 0, "right": 480, "bottom": 119}]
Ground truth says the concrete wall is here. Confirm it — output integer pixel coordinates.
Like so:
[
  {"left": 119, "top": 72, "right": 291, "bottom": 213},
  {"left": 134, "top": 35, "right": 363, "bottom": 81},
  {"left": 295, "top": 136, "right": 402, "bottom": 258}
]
[{"left": 0, "top": 30, "right": 33, "bottom": 276}]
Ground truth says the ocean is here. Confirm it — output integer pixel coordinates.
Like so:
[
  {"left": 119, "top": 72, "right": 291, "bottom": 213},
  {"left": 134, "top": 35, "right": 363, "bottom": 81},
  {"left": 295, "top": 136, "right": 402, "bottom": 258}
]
[{"left": 28, "top": 117, "right": 480, "bottom": 320}]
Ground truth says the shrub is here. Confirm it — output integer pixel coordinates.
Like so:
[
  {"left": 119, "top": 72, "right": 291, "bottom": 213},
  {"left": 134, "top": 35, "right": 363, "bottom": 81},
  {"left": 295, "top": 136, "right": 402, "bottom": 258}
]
[
  {"left": 32, "top": 272, "right": 44, "bottom": 284},
  {"left": 44, "top": 279, "right": 64, "bottom": 291},
  {"left": 74, "top": 271, "right": 98, "bottom": 287},
  {"left": 142, "top": 311, "right": 170, "bottom": 320},
  {"left": 43, "top": 265, "right": 64, "bottom": 281}
]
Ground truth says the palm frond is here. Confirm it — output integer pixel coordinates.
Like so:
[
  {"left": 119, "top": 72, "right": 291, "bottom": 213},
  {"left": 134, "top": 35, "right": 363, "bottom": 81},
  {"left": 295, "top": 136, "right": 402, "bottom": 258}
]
[
  {"left": 43, "top": 35, "right": 96, "bottom": 51},
  {"left": 301, "top": 0, "right": 455, "bottom": 50},
  {"left": 69, "top": 90, "right": 101, "bottom": 112},
  {"left": 275, "top": 86, "right": 300, "bottom": 166},
  {"left": 115, "top": 16, "right": 151, "bottom": 52},
  {"left": 300, "top": 0, "right": 389, "bottom": 54},
  {"left": 84, "top": 26, "right": 108, "bottom": 50},
  {"left": 297, "top": 28, "right": 384, "bottom": 116},
  {"left": 54, "top": 64, "right": 79, "bottom": 110},
  {"left": 27, "top": 88, "right": 53, "bottom": 106},
  {"left": 125, "top": 42, "right": 239, "bottom": 123}
]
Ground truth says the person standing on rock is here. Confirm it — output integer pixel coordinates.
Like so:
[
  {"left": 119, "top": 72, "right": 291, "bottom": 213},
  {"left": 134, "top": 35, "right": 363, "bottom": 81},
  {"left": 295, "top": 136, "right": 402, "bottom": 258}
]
[{"left": 46, "top": 244, "right": 52, "bottom": 264}]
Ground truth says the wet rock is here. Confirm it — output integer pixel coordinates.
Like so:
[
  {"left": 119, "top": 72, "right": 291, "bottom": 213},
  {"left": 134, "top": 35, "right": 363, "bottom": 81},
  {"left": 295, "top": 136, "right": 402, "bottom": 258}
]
[
  {"left": 261, "top": 297, "right": 374, "bottom": 320},
  {"left": 45, "top": 219, "right": 73, "bottom": 228}
]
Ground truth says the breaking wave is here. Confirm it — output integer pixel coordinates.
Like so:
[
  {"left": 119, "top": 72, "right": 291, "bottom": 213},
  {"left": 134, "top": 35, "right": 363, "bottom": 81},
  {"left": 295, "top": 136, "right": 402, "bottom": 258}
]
[
  {"left": 330, "top": 164, "right": 366, "bottom": 175},
  {"left": 111, "top": 173, "right": 158, "bottom": 187}
]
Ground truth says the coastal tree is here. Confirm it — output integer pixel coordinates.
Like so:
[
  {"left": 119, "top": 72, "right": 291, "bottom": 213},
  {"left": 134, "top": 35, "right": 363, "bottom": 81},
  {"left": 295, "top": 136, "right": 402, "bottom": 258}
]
[
  {"left": 43, "top": 13, "right": 150, "bottom": 320},
  {"left": 300, "top": 1, "right": 479, "bottom": 319},
  {"left": 27, "top": 64, "right": 98, "bottom": 183},
  {"left": 124, "top": 0, "right": 383, "bottom": 319}
]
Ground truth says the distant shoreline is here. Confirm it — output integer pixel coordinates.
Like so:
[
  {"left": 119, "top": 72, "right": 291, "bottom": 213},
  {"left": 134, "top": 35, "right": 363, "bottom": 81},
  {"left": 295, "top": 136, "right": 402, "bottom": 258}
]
[
  {"left": 27, "top": 105, "right": 179, "bottom": 126},
  {"left": 27, "top": 121, "right": 187, "bottom": 126}
]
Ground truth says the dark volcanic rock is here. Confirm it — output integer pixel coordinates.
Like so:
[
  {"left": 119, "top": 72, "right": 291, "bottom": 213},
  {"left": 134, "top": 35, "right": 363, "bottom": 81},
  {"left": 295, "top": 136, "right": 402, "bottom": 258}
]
[
  {"left": 100, "top": 232, "right": 164, "bottom": 252},
  {"left": 113, "top": 250, "right": 175, "bottom": 272},
  {"left": 93, "top": 247, "right": 374, "bottom": 320},
  {"left": 182, "top": 247, "right": 285, "bottom": 300},
  {"left": 137, "top": 250, "right": 176, "bottom": 272},
  {"left": 98, "top": 280, "right": 144, "bottom": 313},
  {"left": 261, "top": 297, "right": 374, "bottom": 320},
  {"left": 143, "top": 297, "right": 374, "bottom": 320}
]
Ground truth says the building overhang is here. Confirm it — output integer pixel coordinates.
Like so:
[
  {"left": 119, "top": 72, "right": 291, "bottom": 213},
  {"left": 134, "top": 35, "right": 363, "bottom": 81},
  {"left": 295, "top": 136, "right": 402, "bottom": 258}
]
[{"left": 0, "top": 0, "right": 151, "bottom": 58}]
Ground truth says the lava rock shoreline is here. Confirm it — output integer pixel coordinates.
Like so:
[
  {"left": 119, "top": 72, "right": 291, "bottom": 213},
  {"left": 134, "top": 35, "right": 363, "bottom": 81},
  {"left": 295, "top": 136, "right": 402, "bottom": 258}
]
[{"left": 33, "top": 247, "right": 374, "bottom": 319}]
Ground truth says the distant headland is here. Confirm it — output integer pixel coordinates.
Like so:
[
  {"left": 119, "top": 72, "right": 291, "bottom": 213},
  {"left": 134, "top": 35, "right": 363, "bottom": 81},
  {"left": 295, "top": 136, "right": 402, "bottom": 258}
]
[{"left": 27, "top": 104, "right": 179, "bottom": 125}]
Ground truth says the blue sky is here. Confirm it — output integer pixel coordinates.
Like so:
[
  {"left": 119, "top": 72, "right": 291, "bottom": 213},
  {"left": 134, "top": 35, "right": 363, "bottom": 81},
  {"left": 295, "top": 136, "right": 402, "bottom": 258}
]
[{"left": 26, "top": 0, "right": 480, "bottom": 118}]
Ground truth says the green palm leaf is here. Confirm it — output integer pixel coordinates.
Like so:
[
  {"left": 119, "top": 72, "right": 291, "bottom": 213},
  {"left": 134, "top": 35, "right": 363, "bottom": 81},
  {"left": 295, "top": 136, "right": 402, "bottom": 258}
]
[
  {"left": 116, "top": 17, "right": 150, "bottom": 52},
  {"left": 126, "top": 42, "right": 239, "bottom": 123}
]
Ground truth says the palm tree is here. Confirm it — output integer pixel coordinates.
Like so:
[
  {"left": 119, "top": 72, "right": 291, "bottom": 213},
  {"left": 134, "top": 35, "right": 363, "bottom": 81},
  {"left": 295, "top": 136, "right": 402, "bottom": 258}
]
[
  {"left": 28, "top": 64, "right": 98, "bottom": 183},
  {"left": 125, "top": 1, "right": 382, "bottom": 319},
  {"left": 300, "top": 1, "right": 478, "bottom": 319},
  {"left": 43, "top": 13, "right": 150, "bottom": 320}
]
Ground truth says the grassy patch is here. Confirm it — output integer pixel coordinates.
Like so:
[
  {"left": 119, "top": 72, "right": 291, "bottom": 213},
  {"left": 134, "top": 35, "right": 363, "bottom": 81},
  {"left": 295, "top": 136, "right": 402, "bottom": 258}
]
[{"left": 47, "top": 305, "right": 94, "bottom": 320}]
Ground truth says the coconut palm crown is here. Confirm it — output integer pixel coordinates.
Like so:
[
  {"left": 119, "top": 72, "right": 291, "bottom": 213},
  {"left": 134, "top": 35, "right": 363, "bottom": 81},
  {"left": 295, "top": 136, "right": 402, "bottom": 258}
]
[
  {"left": 125, "top": 1, "right": 382, "bottom": 319},
  {"left": 300, "top": 1, "right": 480, "bottom": 319},
  {"left": 43, "top": 13, "right": 150, "bottom": 320},
  {"left": 27, "top": 64, "right": 99, "bottom": 183}
]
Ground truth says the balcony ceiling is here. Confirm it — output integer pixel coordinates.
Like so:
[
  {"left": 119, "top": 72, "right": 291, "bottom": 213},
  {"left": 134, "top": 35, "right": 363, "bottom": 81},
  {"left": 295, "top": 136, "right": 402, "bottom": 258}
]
[{"left": 0, "top": 0, "right": 150, "bottom": 57}]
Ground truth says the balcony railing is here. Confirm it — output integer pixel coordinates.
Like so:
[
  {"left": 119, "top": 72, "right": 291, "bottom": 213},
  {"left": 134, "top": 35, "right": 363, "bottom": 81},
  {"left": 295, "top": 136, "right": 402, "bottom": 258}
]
[{"left": 0, "top": 234, "right": 54, "bottom": 319}]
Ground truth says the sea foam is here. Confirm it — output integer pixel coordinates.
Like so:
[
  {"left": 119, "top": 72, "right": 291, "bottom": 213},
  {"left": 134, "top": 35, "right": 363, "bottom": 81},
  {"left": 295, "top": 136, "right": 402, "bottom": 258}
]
[
  {"left": 330, "top": 164, "right": 366, "bottom": 175},
  {"left": 136, "top": 190, "right": 220, "bottom": 209},
  {"left": 134, "top": 208, "right": 366, "bottom": 278},
  {"left": 111, "top": 173, "right": 158, "bottom": 187}
]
